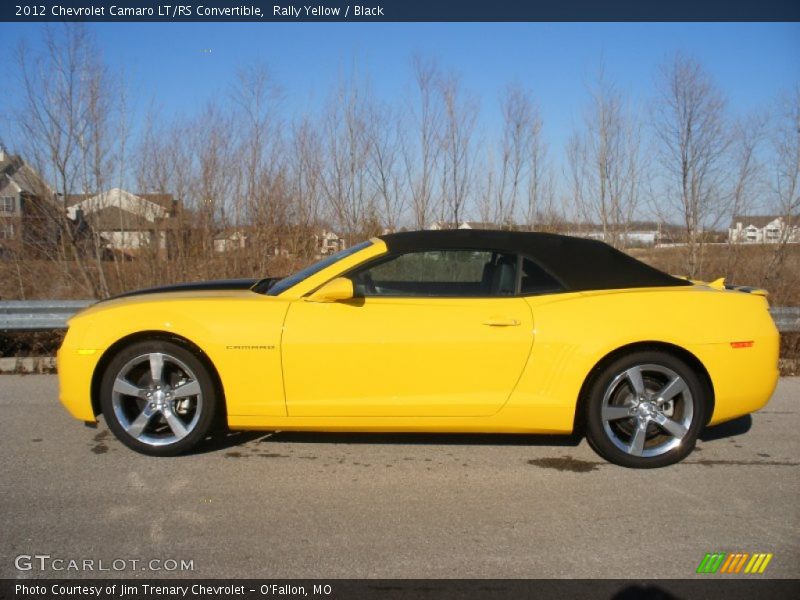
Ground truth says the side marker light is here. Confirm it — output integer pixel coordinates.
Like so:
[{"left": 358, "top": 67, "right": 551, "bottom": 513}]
[{"left": 730, "top": 341, "right": 754, "bottom": 349}]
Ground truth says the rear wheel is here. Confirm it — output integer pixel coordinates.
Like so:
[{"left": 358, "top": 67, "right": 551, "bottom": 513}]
[
  {"left": 99, "top": 340, "right": 217, "bottom": 456},
  {"left": 585, "top": 351, "right": 706, "bottom": 468}
]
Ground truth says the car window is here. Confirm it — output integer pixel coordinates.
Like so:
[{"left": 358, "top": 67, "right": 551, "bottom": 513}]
[
  {"left": 267, "top": 240, "right": 372, "bottom": 296},
  {"left": 349, "top": 249, "right": 518, "bottom": 297},
  {"left": 520, "top": 256, "right": 564, "bottom": 295}
]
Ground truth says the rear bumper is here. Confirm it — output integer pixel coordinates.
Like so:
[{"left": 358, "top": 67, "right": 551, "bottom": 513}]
[{"left": 691, "top": 332, "right": 780, "bottom": 426}]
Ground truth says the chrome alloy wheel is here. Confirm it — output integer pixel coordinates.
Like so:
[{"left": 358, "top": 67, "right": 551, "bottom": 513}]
[
  {"left": 600, "top": 364, "right": 694, "bottom": 458},
  {"left": 111, "top": 352, "right": 203, "bottom": 447}
]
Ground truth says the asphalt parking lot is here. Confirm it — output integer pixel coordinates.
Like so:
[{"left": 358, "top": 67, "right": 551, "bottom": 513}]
[{"left": 1, "top": 375, "right": 798, "bottom": 579}]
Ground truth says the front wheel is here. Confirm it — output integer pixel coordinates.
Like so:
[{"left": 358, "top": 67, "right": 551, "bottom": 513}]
[
  {"left": 585, "top": 351, "right": 707, "bottom": 468},
  {"left": 99, "top": 340, "right": 217, "bottom": 456}
]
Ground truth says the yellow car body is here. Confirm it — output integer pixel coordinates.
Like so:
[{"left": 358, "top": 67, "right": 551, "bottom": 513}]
[{"left": 57, "top": 231, "right": 779, "bottom": 465}]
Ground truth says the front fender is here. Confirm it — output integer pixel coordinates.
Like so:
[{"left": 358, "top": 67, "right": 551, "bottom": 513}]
[{"left": 57, "top": 293, "right": 291, "bottom": 422}]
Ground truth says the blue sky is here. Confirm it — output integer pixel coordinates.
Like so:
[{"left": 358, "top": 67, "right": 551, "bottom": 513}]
[{"left": 1, "top": 22, "right": 798, "bottom": 182}]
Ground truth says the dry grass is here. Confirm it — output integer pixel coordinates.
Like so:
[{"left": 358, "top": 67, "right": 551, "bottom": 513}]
[
  {"left": 780, "top": 332, "right": 800, "bottom": 376},
  {"left": 0, "top": 254, "right": 304, "bottom": 300},
  {"left": 4, "top": 243, "right": 796, "bottom": 304},
  {"left": 629, "top": 243, "right": 800, "bottom": 308},
  {"left": 0, "top": 330, "right": 64, "bottom": 362}
]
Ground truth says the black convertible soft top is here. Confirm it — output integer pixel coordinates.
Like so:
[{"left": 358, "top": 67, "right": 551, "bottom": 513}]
[{"left": 377, "top": 229, "right": 690, "bottom": 292}]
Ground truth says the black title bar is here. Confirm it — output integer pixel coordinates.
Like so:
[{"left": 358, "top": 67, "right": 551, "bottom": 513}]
[
  {"left": 3, "top": 1, "right": 800, "bottom": 22},
  {"left": 3, "top": 579, "right": 800, "bottom": 600}
]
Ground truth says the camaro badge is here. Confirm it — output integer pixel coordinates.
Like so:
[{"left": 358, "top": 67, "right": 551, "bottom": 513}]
[{"left": 225, "top": 345, "right": 275, "bottom": 350}]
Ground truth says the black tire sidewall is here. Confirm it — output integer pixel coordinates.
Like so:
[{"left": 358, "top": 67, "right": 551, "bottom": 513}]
[
  {"left": 99, "top": 340, "right": 217, "bottom": 456},
  {"left": 585, "top": 351, "right": 707, "bottom": 468}
]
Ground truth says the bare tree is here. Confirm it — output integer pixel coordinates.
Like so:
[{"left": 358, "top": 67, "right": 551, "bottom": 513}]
[
  {"left": 286, "top": 117, "right": 324, "bottom": 257},
  {"left": 401, "top": 56, "right": 443, "bottom": 229},
  {"left": 135, "top": 111, "right": 197, "bottom": 284},
  {"left": 232, "top": 63, "right": 285, "bottom": 274},
  {"left": 569, "top": 67, "right": 643, "bottom": 248},
  {"left": 495, "top": 85, "right": 534, "bottom": 225},
  {"left": 14, "top": 24, "right": 121, "bottom": 297},
  {"left": 763, "top": 87, "right": 800, "bottom": 287},
  {"left": 75, "top": 49, "right": 126, "bottom": 297},
  {"left": 653, "top": 54, "right": 730, "bottom": 276},
  {"left": 476, "top": 148, "right": 496, "bottom": 225},
  {"left": 565, "top": 132, "right": 587, "bottom": 232},
  {"left": 193, "top": 105, "right": 238, "bottom": 270},
  {"left": 724, "top": 113, "right": 766, "bottom": 279},
  {"left": 525, "top": 148, "right": 556, "bottom": 231},
  {"left": 366, "top": 102, "right": 406, "bottom": 231},
  {"left": 437, "top": 72, "right": 478, "bottom": 226},
  {"left": 523, "top": 97, "right": 553, "bottom": 230},
  {"left": 320, "top": 76, "right": 378, "bottom": 244}
]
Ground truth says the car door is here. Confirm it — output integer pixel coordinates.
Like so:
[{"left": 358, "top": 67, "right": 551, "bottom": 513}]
[{"left": 280, "top": 249, "right": 534, "bottom": 417}]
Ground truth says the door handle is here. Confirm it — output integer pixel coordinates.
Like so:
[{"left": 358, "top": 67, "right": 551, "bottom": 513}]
[{"left": 482, "top": 318, "right": 521, "bottom": 327}]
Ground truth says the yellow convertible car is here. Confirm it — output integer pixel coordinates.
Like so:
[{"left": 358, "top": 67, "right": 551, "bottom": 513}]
[{"left": 58, "top": 230, "right": 779, "bottom": 467}]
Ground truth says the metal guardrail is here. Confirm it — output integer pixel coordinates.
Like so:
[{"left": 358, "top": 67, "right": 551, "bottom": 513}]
[
  {"left": 770, "top": 307, "right": 800, "bottom": 333},
  {"left": 0, "top": 300, "right": 798, "bottom": 332},
  {"left": 0, "top": 300, "right": 92, "bottom": 331}
]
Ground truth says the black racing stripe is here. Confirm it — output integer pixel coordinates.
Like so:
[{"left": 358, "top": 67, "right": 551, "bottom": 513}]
[{"left": 103, "top": 278, "right": 261, "bottom": 302}]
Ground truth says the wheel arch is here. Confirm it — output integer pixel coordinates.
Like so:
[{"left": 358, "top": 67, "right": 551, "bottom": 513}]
[
  {"left": 90, "top": 330, "right": 227, "bottom": 423},
  {"left": 573, "top": 341, "right": 715, "bottom": 434}
]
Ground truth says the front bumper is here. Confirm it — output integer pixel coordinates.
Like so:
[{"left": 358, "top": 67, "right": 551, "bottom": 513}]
[{"left": 57, "top": 331, "right": 102, "bottom": 423}]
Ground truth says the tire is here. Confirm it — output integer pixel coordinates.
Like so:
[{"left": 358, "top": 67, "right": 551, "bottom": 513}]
[
  {"left": 584, "top": 351, "right": 706, "bottom": 468},
  {"left": 99, "top": 340, "right": 217, "bottom": 456}
]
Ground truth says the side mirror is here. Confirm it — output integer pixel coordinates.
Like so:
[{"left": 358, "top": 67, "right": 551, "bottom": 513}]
[{"left": 306, "top": 277, "right": 355, "bottom": 303}]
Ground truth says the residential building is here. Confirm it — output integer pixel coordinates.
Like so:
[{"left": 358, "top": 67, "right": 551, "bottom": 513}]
[
  {"left": 214, "top": 226, "right": 336, "bottom": 257},
  {"left": 459, "top": 221, "right": 498, "bottom": 230},
  {"left": 213, "top": 228, "right": 248, "bottom": 253},
  {"left": 65, "top": 188, "right": 182, "bottom": 258},
  {"left": 0, "top": 149, "right": 59, "bottom": 259},
  {"left": 565, "top": 222, "right": 687, "bottom": 247},
  {"left": 728, "top": 215, "right": 800, "bottom": 244},
  {"left": 428, "top": 221, "right": 501, "bottom": 231},
  {"left": 315, "top": 229, "right": 346, "bottom": 255},
  {"left": 568, "top": 229, "right": 660, "bottom": 246},
  {"left": 213, "top": 227, "right": 295, "bottom": 256}
]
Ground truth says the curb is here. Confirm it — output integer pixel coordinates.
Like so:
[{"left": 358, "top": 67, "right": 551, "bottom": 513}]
[{"left": 0, "top": 356, "right": 57, "bottom": 374}]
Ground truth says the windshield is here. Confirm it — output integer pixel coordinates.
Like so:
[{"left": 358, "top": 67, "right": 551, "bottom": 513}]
[{"left": 266, "top": 240, "right": 373, "bottom": 296}]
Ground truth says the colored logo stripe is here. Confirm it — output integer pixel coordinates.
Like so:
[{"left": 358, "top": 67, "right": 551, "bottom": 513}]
[
  {"left": 744, "top": 553, "right": 773, "bottom": 574},
  {"left": 720, "top": 553, "right": 749, "bottom": 573},
  {"left": 696, "top": 552, "right": 773, "bottom": 574},
  {"left": 697, "top": 553, "right": 726, "bottom": 574}
]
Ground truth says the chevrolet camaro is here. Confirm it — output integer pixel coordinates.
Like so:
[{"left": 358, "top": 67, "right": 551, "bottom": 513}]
[{"left": 57, "top": 230, "right": 780, "bottom": 467}]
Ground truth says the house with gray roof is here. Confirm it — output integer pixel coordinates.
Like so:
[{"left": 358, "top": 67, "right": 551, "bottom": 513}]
[
  {"left": 65, "top": 188, "right": 183, "bottom": 258},
  {"left": 0, "top": 149, "right": 59, "bottom": 258}
]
